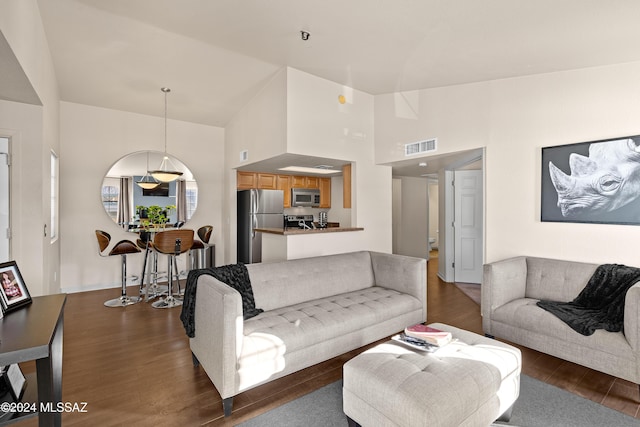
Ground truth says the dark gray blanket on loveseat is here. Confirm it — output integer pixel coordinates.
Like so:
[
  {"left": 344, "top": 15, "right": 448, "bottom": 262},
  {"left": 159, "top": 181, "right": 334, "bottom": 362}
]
[{"left": 537, "top": 263, "right": 640, "bottom": 336}]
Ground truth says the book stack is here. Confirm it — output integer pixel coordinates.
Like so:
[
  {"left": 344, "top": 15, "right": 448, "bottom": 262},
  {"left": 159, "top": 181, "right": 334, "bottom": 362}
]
[{"left": 404, "top": 324, "right": 453, "bottom": 347}]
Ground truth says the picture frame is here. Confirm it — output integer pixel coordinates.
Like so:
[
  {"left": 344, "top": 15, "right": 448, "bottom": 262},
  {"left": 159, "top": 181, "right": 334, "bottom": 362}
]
[
  {"left": 541, "top": 135, "right": 640, "bottom": 225},
  {"left": 0, "top": 261, "right": 32, "bottom": 314}
]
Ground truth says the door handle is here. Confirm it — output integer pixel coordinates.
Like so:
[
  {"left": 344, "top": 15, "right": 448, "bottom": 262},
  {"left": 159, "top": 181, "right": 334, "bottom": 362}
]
[{"left": 252, "top": 214, "right": 257, "bottom": 239}]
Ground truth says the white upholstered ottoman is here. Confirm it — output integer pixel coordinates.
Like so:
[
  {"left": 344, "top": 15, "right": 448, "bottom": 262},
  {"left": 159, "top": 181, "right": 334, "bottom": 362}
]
[{"left": 343, "top": 323, "right": 521, "bottom": 427}]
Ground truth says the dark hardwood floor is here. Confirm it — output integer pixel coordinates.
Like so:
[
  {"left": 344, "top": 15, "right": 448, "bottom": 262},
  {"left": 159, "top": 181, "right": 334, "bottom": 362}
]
[{"left": 14, "top": 252, "right": 640, "bottom": 426}]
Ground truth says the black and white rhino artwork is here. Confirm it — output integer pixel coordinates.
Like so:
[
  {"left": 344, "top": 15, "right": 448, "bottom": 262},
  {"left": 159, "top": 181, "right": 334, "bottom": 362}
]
[{"left": 542, "top": 136, "right": 640, "bottom": 224}]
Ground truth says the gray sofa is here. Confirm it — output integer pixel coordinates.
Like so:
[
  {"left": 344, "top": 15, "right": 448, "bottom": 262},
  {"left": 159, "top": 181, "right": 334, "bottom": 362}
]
[
  {"left": 189, "top": 250, "right": 427, "bottom": 416},
  {"left": 482, "top": 256, "right": 640, "bottom": 385}
]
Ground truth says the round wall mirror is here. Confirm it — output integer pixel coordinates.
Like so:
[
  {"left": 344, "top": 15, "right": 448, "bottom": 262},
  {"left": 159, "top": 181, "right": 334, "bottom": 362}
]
[{"left": 101, "top": 150, "right": 198, "bottom": 231}]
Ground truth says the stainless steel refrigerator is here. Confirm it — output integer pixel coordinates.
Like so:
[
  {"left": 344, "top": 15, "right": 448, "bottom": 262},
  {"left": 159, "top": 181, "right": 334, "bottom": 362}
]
[{"left": 237, "top": 189, "right": 284, "bottom": 263}]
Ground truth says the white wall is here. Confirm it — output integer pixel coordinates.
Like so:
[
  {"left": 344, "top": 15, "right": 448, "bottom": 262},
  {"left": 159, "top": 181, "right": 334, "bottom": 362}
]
[
  {"left": 0, "top": 0, "right": 60, "bottom": 296},
  {"left": 224, "top": 69, "right": 288, "bottom": 263},
  {"left": 392, "top": 176, "right": 429, "bottom": 258},
  {"left": 60, "top": 102, "right": 224, "bottom": 292},
  {"left": 375, "top": 61, "right": 640, "bottom": 267},
  {"left": 225, "top": 68, "right": 391, "bottom": 262},
  {"left": 328, "top": 175, "right": 351, "bottom": 227},
  {"left": 227, "top": 69, "right": 288, "bottom": 170},
  {"left": 286, "top": 68, "right": 391, "bottom": 254}
]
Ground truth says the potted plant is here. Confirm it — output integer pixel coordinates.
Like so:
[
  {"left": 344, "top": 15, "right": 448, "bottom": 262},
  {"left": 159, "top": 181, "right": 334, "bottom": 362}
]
[
  {"left": 146, "top": 205, "right": 167, "bottom": 226},
  {"left": 165, "top": 205, "right": 177, "bottom": 218},
  {"left": 135, "top": 205, "right": 147, "bottom": 220},
  {"left": 136, "top": 205, "right": 177, "bottom": 228}
]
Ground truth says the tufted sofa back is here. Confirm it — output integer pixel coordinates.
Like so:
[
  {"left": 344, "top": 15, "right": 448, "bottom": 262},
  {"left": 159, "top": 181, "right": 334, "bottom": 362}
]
[
  {"left": 247, "top": 251, "right": 376, "bottom": 312},
  {"left": 525, "top": 257, "right": 599, "bottom": 302}
]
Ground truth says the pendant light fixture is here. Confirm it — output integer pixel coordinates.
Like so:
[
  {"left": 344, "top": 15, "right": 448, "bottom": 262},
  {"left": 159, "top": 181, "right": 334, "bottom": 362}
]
[
  {"left": 136, "top": 151, "right": 160, "bottom": 189},
  {"left": 149, "top": 87, "right": 183, "bottom": 182}
]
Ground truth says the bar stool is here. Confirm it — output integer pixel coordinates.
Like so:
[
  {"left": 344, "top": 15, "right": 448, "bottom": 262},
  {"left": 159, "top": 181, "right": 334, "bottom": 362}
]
[
  {"left": 190, "top": 225, "right": 213, "bottom": 270},
  {"left": 136, "top": 231, "right": 168, "bottom": 302},
  {"left": 151, "top": 229, "right": 194, "bottom": 309},
  {"left": 95, "top": 230, "right": 142, "bottom": 307}
]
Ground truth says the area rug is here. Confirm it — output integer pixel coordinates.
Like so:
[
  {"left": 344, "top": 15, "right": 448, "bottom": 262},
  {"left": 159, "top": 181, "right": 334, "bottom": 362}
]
[
  {"left": 237, "top": 375, "right": 639, "bottom": 427},
  {"left": 454, "top": 282, "right": 481, "bottom": 305}
]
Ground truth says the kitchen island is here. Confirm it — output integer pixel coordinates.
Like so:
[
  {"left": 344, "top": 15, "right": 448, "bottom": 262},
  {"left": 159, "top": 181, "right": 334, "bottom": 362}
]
[{"left": 254, "top": 226, "right": 365, "bottom": 262}]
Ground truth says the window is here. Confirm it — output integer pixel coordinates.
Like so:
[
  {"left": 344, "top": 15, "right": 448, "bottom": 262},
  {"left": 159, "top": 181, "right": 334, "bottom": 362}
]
[
  {"left": 185, "top": 184, "right": 198, "bottom": 220},
  {"left": 50, "top": 151, "right": 59, "bottom": 241},
  {"left": 0, "top": 137, "right": 9, "bottom": 260},
  {"left": 102, "top": 185, "right": 119, "bottom": 220}
]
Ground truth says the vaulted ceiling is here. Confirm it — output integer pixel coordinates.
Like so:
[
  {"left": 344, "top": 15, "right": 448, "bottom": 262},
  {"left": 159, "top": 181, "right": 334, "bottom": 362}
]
[{"left": 32, "top": 0, "right": 640, "bottom": 128}]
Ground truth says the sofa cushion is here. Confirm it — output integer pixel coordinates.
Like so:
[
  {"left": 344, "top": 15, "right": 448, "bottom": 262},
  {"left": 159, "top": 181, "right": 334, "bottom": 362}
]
[
  {"left": 238, "top": 286, "right": 421, "bottom": 367},
  {"left": 492, "top": 298, "right": 634, "bottom": 360},
  {"left": 525, "top": 258, "right": 598, "bottom": 302},
  {"left": 247, "top": 251, "right": 376, "bottom": 312}
]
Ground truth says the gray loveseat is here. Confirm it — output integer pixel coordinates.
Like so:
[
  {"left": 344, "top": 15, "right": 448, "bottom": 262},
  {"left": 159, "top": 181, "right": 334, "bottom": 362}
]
[
  {"left": 189, "top": 250, "right": 427, "bottom": 416},
  {"left": 482, "top": 256, "right": 640, "bottom": 386}
]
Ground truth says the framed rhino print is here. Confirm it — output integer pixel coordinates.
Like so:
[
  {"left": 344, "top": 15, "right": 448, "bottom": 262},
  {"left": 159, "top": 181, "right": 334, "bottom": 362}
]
[{"left": 541, "top": 135, "right": 640, "bottom": 225}]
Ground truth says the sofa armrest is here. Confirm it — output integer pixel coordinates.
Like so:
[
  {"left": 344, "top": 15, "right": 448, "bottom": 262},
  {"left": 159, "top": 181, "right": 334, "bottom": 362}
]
[
  {"left": 370, "top": 251, "right": 427, "bottom": 322},
  {"left": 624, "top": 283, "right": 640, "bottom": 351},
  {"left": 189, "top": 274, "right": 244, "bottom": 400},
  {"left": 482, "top": 257, "right": 528, "bottom": 334}
]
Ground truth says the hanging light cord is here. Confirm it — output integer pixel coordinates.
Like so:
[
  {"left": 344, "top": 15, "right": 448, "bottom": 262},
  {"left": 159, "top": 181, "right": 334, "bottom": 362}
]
[
  {"left": 162, "top": 87, "right": 170, "bottom": 154},
  {"left": 149, "top": 87, "right": 183, "bottom": 182}
]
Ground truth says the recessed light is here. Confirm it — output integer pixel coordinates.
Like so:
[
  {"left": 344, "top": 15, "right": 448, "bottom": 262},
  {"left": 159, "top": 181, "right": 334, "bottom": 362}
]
[
  {"left": 278, "top": 166, "right": 340, "bottom": 175},
  {"left": 419, "top": 162, "right": 427, "bottom": 167}
]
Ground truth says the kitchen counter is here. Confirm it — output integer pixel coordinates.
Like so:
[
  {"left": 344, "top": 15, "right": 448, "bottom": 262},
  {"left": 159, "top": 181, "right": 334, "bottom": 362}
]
[
  {"left": 255, "top": 226, "right": 367, "bottom": 263},
  {"left": 255, "top": 227, "right": 364, "bottom": 235}
]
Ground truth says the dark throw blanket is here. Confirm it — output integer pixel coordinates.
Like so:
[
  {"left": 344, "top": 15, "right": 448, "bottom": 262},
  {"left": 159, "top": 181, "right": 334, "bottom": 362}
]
[
  {"left": 180, "top": 264, "right": 263, "bottom": 338},
  {"left": 537, "top": 264, "right": 640, "bottom": 336}
]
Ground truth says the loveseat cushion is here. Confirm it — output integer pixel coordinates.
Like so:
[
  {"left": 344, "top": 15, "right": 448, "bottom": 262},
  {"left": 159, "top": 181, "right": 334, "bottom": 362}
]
[
  {"left": 492, "top": 298, "right": 634, "bottom": 360},
  {"left": 525, "top": 257, "right": 597, "bottom": 302},
  {"left": 238, "top": 286, "right": 422, "bottom": 367}
]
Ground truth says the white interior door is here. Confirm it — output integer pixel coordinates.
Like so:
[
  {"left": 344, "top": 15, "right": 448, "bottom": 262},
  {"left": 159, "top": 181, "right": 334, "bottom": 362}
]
[
  {"left": 0, "top": 137, "right": 9, "bottom": 262},
  {"left": 454, "top": 170, "right": 483, "bottom": 283}
]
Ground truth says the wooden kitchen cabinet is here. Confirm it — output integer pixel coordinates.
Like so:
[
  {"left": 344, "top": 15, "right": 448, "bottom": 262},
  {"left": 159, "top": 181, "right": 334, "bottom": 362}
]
[
  {"left": 257, "top": 173, "right": 277, "bottom": 189},
  {"left": 306, "top": 176, "right": 319, "bottom": 188},
  {"left": 277, "top": 175, "right": 292, "bottom": 208},
  {"left": 291, "top": 175, "right": 319, "bottom": 189},
  {"left": 237, "top": 171, "right": 257, "bottom": 189},
  {"left": 239, "top": 171, "right": 330, "bottom": 209},
  {"left": 290, "top": 175, "right": 307, "bottom": 188},
  {"left": 343, "top": 164, "right": 352, "bottom": 208},
  {"left": 319, "top": 177, "right": 331, "bottom": 208},
  {"left": 237, "top": 171, "right": 279, "bottom": 190}
]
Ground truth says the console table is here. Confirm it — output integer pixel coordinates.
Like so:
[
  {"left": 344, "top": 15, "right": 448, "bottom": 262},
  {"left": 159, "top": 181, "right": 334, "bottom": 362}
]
[{"left": 0, "top": 294, "right": 66, "bottom": 426}]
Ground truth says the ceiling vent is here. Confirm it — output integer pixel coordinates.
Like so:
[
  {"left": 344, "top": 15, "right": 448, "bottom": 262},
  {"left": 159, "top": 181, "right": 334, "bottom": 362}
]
[{"left": 405, "top": 138, "right": 437, "bottom": 156}]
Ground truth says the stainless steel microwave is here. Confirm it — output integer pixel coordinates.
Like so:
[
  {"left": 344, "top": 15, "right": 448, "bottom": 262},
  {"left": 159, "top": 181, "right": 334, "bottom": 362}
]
[{"left": 291, "top": 188, "right": 320, "bottom": 207}]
